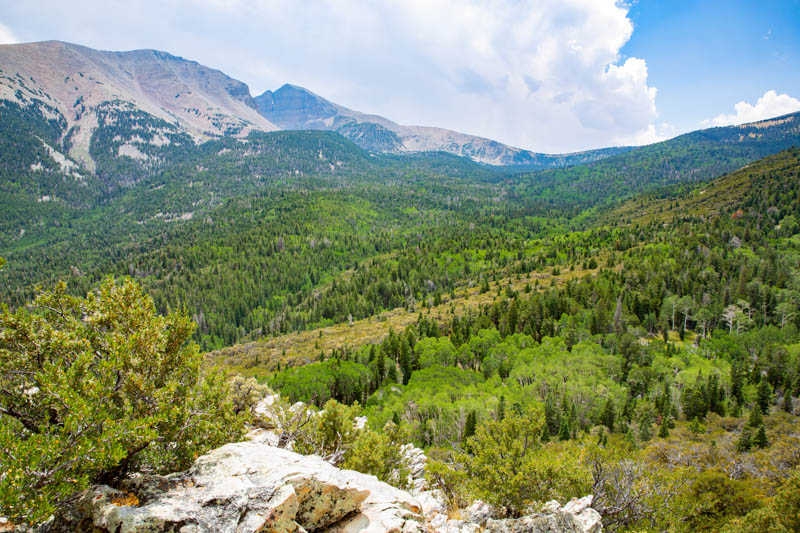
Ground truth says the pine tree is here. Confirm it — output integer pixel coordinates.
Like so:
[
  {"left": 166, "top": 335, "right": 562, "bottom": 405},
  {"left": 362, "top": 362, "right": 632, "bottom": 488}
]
[
  {"left": 497, "top": 395, "right": 506, "bottom": 421},
  {"left": 464, "top": 410, "right": 477, "bottom": 440},
  {"left": 558, "top": 418, "right": 571, "bottom": 441},
  {"left": 784, "top": 389, "right": 793, "bottom": 414},
  {"left": 748, "top": 404, "right": 763, "bottom": 428},
  {"left": 602, "top": 398, "right": 615, "bottom": 432},
  {"left": 737, "top": 427, "right": 753, "bottom": 452},
  {"left": 507, "top": 298, "right": 519, "bottom": 335},
  {"left": 399, "top": 347, "right": 411, "bottom": 385},
  {"left": 757, "top": 380, "right": 772, "bottom": 414},
  {"left": 639, "top": 414, "right": 653, "bottom": 441},
  {"left": 658, "top": 417, "right": 670, "bottom": 438},
  {"left": 387, "top": 362, "right": 398, "bottom": 383},
  {"left": 376, "top": 350, "right": 386, "bottom": 385},
  {"left": 753, "top": 424, "right": 769, "bottom": 448}
]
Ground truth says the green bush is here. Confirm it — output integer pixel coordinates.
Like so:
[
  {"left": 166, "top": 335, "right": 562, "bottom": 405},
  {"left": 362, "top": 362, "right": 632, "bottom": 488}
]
[
  {"left": 722, "top": 470, "right": 800, "bottom": 533},
  {"left": 343, "top": 421, "right": 412, "bottom": 489},
  {"left": 0, "top": 278, "right": 247, "bottom": 524},
  {"left": 461, "top": 408, "right": 591, "bottom": 516}
]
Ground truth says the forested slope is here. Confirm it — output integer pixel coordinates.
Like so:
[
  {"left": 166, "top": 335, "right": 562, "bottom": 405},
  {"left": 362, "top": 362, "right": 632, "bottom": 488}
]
[
  {"left": 260, "top": 148, "right": 800, "bottom": 531},
  {"left": 2, "top": 104, "right": 800, "bottom": 354},
  {"left": 515, "top": 112, "right": 800, "bottom": 214}
]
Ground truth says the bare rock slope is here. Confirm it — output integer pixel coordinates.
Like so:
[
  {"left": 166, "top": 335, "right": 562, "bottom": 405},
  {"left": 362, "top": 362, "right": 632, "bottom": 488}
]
[{"left": 0, "top": 41, "right": 277, "bottom": 167}]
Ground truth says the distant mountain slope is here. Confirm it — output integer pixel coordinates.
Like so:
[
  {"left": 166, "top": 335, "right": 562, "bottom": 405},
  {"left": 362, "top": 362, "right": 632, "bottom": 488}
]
[
  {"left": 607, "top": 146, "right": 800, "bottom": 226},
  {"left": 0, "top": 41, "right": 278, "bottom": 170},
  {"left": 254, "top": 83, "right": 629, "bottom": 166},
  {"left": 516, "top": 111, "right": 800, "bottom": 214}
]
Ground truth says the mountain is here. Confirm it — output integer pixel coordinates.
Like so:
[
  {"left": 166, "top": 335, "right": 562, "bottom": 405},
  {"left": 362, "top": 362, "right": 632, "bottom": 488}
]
[
  {"left": 254, "top": 83, "right": 629, "bottom": 166},
  {"left": 0, "top": 41, "right": 625, "bottom": 170},
  {"left": 0, "top": 41, "right": 277, "bottom": 170}
]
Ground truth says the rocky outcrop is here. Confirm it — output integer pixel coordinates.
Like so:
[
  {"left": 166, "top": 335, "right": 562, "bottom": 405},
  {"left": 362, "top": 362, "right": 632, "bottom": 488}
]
[
  {"left": 41, "top": 442, "right": 424, "bottom": 533},
  {"left": 39, "top": 441, "right": 601, "bottom": 533},
  {"left": 400, "top": 444, "right": 427, "bottom": 494},
  {"left": 425, "top": 497, "right": 601, "bottom": 533}
]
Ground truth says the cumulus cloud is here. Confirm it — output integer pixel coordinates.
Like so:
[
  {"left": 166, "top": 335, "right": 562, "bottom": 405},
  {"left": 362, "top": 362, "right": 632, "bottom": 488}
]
[
  {"left": 707, "top": 90, "right": 800, "bottom": 127},
  {"left": 0, "top": 23, "right": 19, "bottom": 44},
  {"left": 1, "top": 0, "right": 660, "bottom": 152}
]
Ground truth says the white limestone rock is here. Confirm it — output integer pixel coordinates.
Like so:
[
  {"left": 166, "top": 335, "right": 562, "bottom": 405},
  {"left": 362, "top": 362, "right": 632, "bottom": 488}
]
[{"left": 42, "top": 442, "right": 424, "bottom": 533}]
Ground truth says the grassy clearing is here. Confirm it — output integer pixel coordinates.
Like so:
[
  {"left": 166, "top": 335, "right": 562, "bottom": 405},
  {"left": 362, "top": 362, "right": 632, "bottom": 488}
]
[{"left": 205, "top": 259, "right": 613, "bottom": 379}]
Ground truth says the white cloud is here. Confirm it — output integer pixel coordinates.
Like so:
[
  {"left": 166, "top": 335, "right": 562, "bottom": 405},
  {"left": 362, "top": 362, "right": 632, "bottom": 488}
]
[
  {"left": 0, "top": 23, "right": 19, "bottom": 44},
  {"left": 707, "top": 90, "right": 800, "bottom": 127},
  {"left": 0, "top": 0, "right": 660, "bottom": 152}
]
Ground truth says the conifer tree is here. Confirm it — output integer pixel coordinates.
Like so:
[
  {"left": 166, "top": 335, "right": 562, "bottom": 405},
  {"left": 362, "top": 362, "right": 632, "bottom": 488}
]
[
  {"left": 0, "top": 278, "right": 246, "bottom": 523},
  {"left": 748, "top": 404, "right": 763, "bottom": 428},
  {"left": 658, "top": 417, "right": 670, "bottom": 438},
  {"left": 753, "top": 425, "right": 769, "bottom": 449},
  {"left": 464, "top": 410, "right": 477, "bottom": 440},
  {"left": 783, "top": 389, "right": 793, "bottom": 414},
  {"left": 497, "top": 395, "right": 506, "bottom": 421},
  {"left": 737, "top": 427, "right": 753, "bottom": 453},
  {"left": 757, "top": 380, "right": 772, "bottom": 414},
  {"left": 602, "top": 398, "right": 616, "bottom": 432},
  {"left": 558, "top": 418, "right": 571, "bottom": 441}
]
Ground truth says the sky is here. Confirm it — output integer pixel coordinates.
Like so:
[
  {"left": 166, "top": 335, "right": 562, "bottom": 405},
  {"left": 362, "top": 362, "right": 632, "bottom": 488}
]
[{"left": 0, "top": 0, "right": 799, "bottom": 153}]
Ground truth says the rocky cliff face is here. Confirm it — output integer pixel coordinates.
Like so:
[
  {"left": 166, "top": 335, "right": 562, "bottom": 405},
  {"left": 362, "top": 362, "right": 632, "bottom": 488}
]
[{"left": 38, "top": 440, "right": 602, "bottom": 533}]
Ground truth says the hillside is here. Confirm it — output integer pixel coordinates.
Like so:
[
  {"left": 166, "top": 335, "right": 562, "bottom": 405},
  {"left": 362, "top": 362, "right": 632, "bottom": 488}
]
[
  {"left": 607, "top": 148, "right": 800, "bottom": 225},
  {"left": 3, "top": 111, "right": 800, "bottom": 352},
  {"left": 2, "top": 41, "right": 800, "bottom": 356},
  {"left": 517, "top": 112, "right": 800, "bottom": 214}
]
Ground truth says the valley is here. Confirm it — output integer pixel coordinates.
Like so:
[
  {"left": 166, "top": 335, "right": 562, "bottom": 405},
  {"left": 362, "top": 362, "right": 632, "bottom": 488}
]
[{"left": 1, "top": 38, "right": 800, "bottom": 533}]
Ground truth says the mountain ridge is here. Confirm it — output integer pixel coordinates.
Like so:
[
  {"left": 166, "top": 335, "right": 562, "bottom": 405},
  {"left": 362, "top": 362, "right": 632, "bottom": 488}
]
[
  {"left": 254, "top": 82, "right": 632, "bottom": 166},
  {"left": 0, "top": 40, "right": 627, "bottom": 168}
]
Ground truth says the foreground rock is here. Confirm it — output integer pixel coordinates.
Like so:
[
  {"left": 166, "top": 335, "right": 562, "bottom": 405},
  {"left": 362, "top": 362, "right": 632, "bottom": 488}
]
[
  {"left": 39, "top": 440, "right": 601, "bottom": 533},
  {"left": 41, "top": 442, "right": 424, "bottom": 533}
]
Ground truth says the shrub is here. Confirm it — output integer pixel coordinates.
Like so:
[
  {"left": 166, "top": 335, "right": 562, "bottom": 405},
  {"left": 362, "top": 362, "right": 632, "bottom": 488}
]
[
  {"left": 722, "top": 471, "right": 800, "bottom": 533},
  {"left": 461, "top": 408, "right": 591, "bottom": 515},
  {"left": 343, "top": 421, "right": 412, "bottom": 489},
  {"left": 0, "top": 278, "right": 247, "bottom": 524}
]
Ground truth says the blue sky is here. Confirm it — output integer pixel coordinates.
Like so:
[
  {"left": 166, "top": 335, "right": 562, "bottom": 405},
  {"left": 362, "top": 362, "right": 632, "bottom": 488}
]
[
  {"left": 622, "top": 0, "right": 800, "bottom": 137},
  {"left": 0, "top": 0, "right": 798, "bottom": 152}
]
